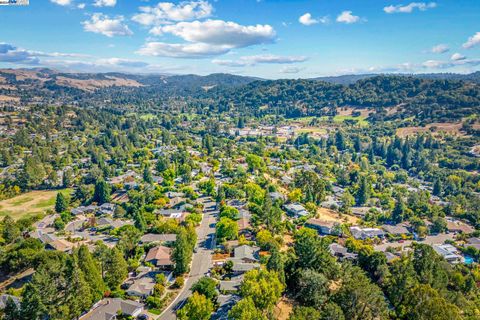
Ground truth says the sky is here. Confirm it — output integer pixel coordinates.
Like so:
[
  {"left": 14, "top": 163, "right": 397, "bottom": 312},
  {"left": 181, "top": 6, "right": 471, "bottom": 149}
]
[{"left": 0, "top": 0, "right": 479, "bottom": 78}]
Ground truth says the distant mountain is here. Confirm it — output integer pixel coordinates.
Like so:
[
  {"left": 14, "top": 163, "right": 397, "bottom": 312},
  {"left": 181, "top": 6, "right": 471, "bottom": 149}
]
[{"left": 313, "top": 72, "right": 480, "bottom": 84}]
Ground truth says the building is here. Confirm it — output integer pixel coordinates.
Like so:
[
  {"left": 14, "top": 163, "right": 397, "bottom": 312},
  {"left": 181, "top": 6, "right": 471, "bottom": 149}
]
[
  {"left": 350, "top": 226, "right": 385, "bottom": 240},
  {"left": 466, "top": 237, "right": 480, "bottom": 250},
  {"left": 328, "top": 243, "right": 357, "bottom": 261},
  {"left": 446, "top": 218, "right": 475, "bottom": 234},
  {"left": 306, "top": 218, "right": 339, "bottom": 235},
  {"left": 228, "top": 245, "right": 260, "bottom": 274},
  {"left": 126, "top": 272, "right": 157, "bottom": 298},
  {"left": 381, "top": 224, "right": 411, "bottom": 236},
  {"left": 284, "top": 203, "right": 309, "bottom": 217},
  {"left": 145, "top": 246, "right": 173, "bottom": 269},
  {"left": 140, "top": 233, "right": 177, "bottom": 244},
  {"left": 433, "top": 244, "right": 464, "bottom": 264},
  {"left": 80, "top": 298, "right": 144, "bottom": 320}
]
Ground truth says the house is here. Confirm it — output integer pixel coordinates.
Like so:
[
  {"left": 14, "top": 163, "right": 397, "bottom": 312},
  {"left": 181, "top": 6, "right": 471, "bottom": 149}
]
[
  {"left": 99, "top": 203, "right": 116, "bottom": 215},
  {"left": 96, "top": 218, "right": 132, "bottom": 229},
  {"left": 306, "top": 218, "right": 339, "bottom": 235},
  {"left": 350, "top": 206, "right": 381, "bottom": 218},
  {"left": 433, "top": 244, "right": 464, "bottom": 264},
  {"left": 165, "top": 191, "right": 185, "bottom": 199},
  {"left": 126, "top": 272, "right": 157, "bottom": 298},
  {"left": 320, "top": 196, "right": 341, "bottom": 209},
  {"left": 140, "top": 233, "right": 177, "bottom": 244},
  {"left": 228, "top": 245, "right": 260, "bottom": 274},
  {"left": 350, "top": 226, "right": 385, "bottom": 240},
  {"left": 465, "top": 237, "right": 480, "bottom": 250},
  {"left": 237, "top": 218, "right": 252, "bottom": 234},
  {"left": 145, "top": 246, "right": 173, "bottom": 269},
  {"left": 328, "top": 243, "right": 357, "bottom": 261},
  {"left": 0, "top": 294, "right": 20, "bottom": 309},
  {"left": 284, "top": 203, "right": 309, "bottom": 217},
  {"left": 446, "top": 218, "right": 475, "bottom": 234},
  {"left": 381, "top": 224, "right": 411, "bottom": 236},
  {"left": 269, "top": 192, "right": 286, "bottom": 202},
  {"left": 46, "top": 239, "right": 76, "bottom": 253},
  {"left": 80, "top": 298, "right": 144, "bottom": 320},
  {"left": 219, "top": 276, "right": 243, "bottom": 292}
]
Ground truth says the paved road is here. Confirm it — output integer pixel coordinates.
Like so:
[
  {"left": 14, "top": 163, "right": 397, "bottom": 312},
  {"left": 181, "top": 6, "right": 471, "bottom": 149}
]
[{"left": 159, "top": 197, "right": 217, "bottom": 320}]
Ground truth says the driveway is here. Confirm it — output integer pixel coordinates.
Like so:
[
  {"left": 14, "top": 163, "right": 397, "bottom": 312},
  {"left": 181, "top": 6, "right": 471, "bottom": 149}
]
[{"left": 158, "top": 197, "right": 217, "bottom": 320}]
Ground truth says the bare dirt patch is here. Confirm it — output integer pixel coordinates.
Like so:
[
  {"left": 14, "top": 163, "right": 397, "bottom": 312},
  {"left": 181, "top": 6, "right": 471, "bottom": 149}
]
[
  {"left": 0, "top": 95, "right": 19, "bottom": 102},
  {"left": 316, "top": 207, "right": 359, "bottom": 224},
  {"left": 273, "top": 297, "right": 294, "bottom": 320},
  {"left": 396, "top": 122, "right": 464, "bottom": 137},
  {"left": 337, "top": 107, "right": 371, "bottom": 117}
]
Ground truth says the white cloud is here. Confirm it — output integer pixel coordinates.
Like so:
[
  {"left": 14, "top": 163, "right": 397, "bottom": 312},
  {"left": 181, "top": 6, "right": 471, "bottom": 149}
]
[
  {"left": 93, "top": 0, "right": 116, "bottom": 7},
  {"left": 160, "top": 20, "right": 275, "bottom": 48},
  {"left": 50, "top": 0, "right": 72, "bottom": 6},
  {"left": 96, "top": 58, "right": 149, "bottom": 68},
  {"left": 280, "top": 66, "right": 303, "bottom": 74},
  {"left": 299, "top": 13, "right": 317, "bottom": 26},
  {"left": 82, "top": 14, "right": 133, "bottom": 37},
  {"left": 136, "top": 42, "right": 230, "bottom": 58},
  {"left": 77, "top": 3, "right": 86, "bottom": 9},
  {"left": 463, "top": 32, "right": 480, "bottom": 49},
  {"left": 384, "top": 2, "right": 437, "bottom": 14},
  {"left": 132, "top": 0, "right": 213, "bottom": 26},
  {"left": 212, "top": 54, "right": 308, "bottom": 67},
  {"left": 451, "top": 53, "right": 466, "bottom": 61},
  {"left": 0, "top": 43, "right": 40, "bottom": 65},
  {"left": 336, "top": 11, "right": 360, "bottom": 24},
  {"left": 422, "top": 58, "right": 480, "bottom": 69},
  {"left": 431, "top": 44, "right": 449, "bottom": 54},
  {"left": 299, "top": 13, "right": 329, "bottom": 26}
]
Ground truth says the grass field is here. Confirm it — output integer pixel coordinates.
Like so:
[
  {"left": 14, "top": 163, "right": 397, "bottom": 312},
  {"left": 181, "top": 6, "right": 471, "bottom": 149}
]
[{"left": 0, "top": 189, "right": 72, "bottom": 220}]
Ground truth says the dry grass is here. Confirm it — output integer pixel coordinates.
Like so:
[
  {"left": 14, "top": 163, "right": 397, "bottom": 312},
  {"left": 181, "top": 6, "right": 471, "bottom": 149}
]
[
  {"left": 396, "top": 122, "right": 465, "bottom": 137},
  {"left": 0, "top": 95, "right": 19, "bottom": 102},
  {"left": 316, "top": 207, "right": 359, "bottom": 224},
  {"left": 337, "top": 107, "right": 371, "bottom": 117},
  {"left": 0, "top": 189, "right": 71, "bottom": 220},
  {"left": 55, "top": 76, "right": 143, "bottom": 92},
  {"left": 273, "top": 297, "right": 294, "bottom": 320}
]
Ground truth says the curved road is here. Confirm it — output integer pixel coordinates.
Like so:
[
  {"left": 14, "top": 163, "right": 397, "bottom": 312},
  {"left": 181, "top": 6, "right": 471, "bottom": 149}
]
[{"left": 159, "top": 197, "right": 217, "bottom": 320}]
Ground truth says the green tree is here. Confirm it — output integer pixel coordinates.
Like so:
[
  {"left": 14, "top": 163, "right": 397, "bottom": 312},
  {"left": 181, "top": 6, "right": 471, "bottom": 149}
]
[
  {"left": 143, "top": 166, "right": 153, "bottom": 184},
  {"left": 104, "top": 248, "right": 128, "bottom": 289},
  {"left": 229, "top": 297, "right": 267, "bottom": 320},
  {"left": 177, "top": 292, "right": 213, "bottom": 320},
  {"left": 3, "top": 297, "right": 20, "bottom": 320},
  {"left": 2, "top": 216, "right": 20, "bottom": 244},
  {"left": 54, "top": 192, "right": 68, "bottom": 213},
  {"left": 93, "top": 180, "right": 111, "bottom": 204},
  {"left": 191, "top": 277, "right": 218, "bottom": 302},
  {"left": 357, "top": 176, "right": 371, "bottom": 206},
  {"left": 240, "top": 269, "right": 284, "bottom": 312},
  {"left": 216, "top": 217, "right": 238, "bottom": 241},
  {"left": 172, "top": 227, "right": 194, "bottom": 275},
  {"left": 19, "top": 283, "right": 46, "bottom": 320},
  {"left": 76, "top": 245, "right": 105, "bottom": 302},
  {"left": 289, "top": 306, "right": 322, "bottom": 320},
  {"left": 295, "top": 269, "right": 329, "bottom": 309},
  {"left": 403, "top": 284, "right": 461, "bottom": 320},
  {"left": 65, "top": 256, "right": 92, "bottom": 319}
]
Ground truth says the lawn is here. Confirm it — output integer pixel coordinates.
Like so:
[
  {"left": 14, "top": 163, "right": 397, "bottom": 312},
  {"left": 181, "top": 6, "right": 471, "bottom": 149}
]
[{"left": 0, "top": 189, "right": 72, "bottom": 220}]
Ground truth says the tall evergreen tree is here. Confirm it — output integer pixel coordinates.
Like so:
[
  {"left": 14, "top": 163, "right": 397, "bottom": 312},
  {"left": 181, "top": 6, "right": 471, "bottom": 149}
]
[{"left": 55, "top": 192, "right": 68, "bottom": 213}]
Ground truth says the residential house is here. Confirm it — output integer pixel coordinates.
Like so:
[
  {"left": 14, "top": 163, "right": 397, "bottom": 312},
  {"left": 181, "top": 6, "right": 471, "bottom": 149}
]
[
  {"left": 80, "top": 298, "right": 144, "bottom": 320},
  {"left": 145, "top": 246, "right": 173, "bottom": 269},
  {"left": 446, "top": 218, "right": 475, "bottom": 234},
  {"left": 466, "top": 237, "right": 480, "bottom": 250},
  {"left": 269, "top": 192, "right": 286, "bottom": 202},
  {"left": 228, "top": 245, "right": 260, "bottom": 274},
  {"left": 350, "top": 226, "right": 385, "bottom": 240},
  {"left": 328, "top": 243, "right": 357, "bottom": 261},
  {"left": 306, "top": 218, "right": 339, "bottom": 235},
  {"left": 140, "top": 233, "right": 177, "bottom": 244},
  {"left": 126, "top": 272, "right": 157, "bottom": 298},
  {"left": 46, "top": 239, "right": 76, "bottom": 253},
  {"left": 381, "top": 224, "right": 411, "bottom": 236},
  {"left": 433, "top": 244, "right": 464, "bottom": 264},
  {"left": 284, "top": 203, "right": 309, "bottom": 218}
]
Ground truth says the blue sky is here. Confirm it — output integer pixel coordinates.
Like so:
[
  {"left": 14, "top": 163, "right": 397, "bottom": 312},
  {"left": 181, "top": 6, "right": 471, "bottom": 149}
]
[{"left": 0, "top": 0, "right": 479, "bottom": 78}]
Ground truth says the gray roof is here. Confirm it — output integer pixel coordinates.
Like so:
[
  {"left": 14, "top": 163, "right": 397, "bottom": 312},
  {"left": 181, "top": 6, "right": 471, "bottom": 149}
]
[
  {"left": 381, "top": 224, "right": 411, "bottom": 235},
  {"left": 233, "top": 245, "right": 257, "bottom": 261},
  {"left": 219, "top": 280, "right": 242, "bottom": 292},
  {"left": 80, "top": 298, "right": 143, "bottom": 320},
  {"left": 140, "top": 233, "right": 177, "bottom": 243}
]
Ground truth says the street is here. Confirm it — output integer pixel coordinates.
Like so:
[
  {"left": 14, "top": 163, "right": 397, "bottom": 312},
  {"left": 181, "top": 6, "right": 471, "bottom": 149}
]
[{"left": 159, "top": 197, "right": 217, "bottom": 320}]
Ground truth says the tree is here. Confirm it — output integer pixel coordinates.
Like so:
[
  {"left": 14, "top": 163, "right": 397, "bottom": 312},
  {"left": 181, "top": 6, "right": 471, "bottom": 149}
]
[
  {"left": 403, "top": 284, "right": 461, "bottom": 320},
  {"left": 2, "top": 216, "right": 20, "bottom": 244},
  {"left": 65, "top": 256, "right": 92, "bottom": 319},
  {"left": 246, "top": 154, "right": 265, "bottom": 173},
  {"left": 229, "top": 297, "right": 267, "bottom": 320},
  {"left": 3, "top": 297, "right": 20, "bottom": 320},
  {"left": 267, "top": 248, "right": 285, "bottom": 284},
  {"left": 391, "top": 195, "right": 407, "bottom": 223},
  {"left": 191, "top": 277, "right": 218, "bottom": 302},
  {"left": 295, "top": 269, "right": 329, "bottom": 309},
  {"left": 294, "top": 170, "right": 327, "bottom": 205},
  {"left": 177, "top": 292, "right": 213, "bottom": 320},
  {"left": 76, "top": 245, "right": 105, "bottom": 302},
  {"left": 357, "top": 176, "right": 371, "bottom": 206},
  {"left": 172, "top": 227, "right": 194, "bottom": 275},
  {"left": 333, "top": 265, "right": 388, "bottom": 320},
  {"left": 289, "top": 306, "right": 322, "bottom": 320},
  {"left": 93, "top": 180, "right": 111, "bottom": 204},
  {"left": 219, "top": 206, "right": 239, "bottom": 220},
  {"left": 431, "top": 216, "right": 447, "bottom": 234},
  {"left": 216, "top": 217, "right": 238, "bottom": 241},
  {"left": 143, "top": 166, "right": 153, "bottom": 184},
  {"left": 104, "top": 248, "right": 128, "bottom": 290},
  {"left": 240, "top": 269, "right": 284, "bottom": 312},
  {"left": 54, "top": 192, "right": 68, "bottom": 213},
  {"left": 19, "top": 283, "right": 46, "bottom": 320},
  {"left": 321, "top": 302, "right": 345, "bottom": 320},
  {"left": 433, "top": 179, "right": 443, "bottom": 196}
]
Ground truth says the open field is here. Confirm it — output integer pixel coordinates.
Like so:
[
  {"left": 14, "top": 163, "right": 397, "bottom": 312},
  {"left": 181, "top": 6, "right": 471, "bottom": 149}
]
[
  {"left": 316, "top": 207, "right": 359, "bottom": 224},
  {"left": 0, "top": 189, "right": 72, "bottom": 220},
  {"left": 396, "top": 122, "right": 464, "bottom": 137},
  {"left": 337, "top": 107, "right": 371, "bottom": 117}
]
